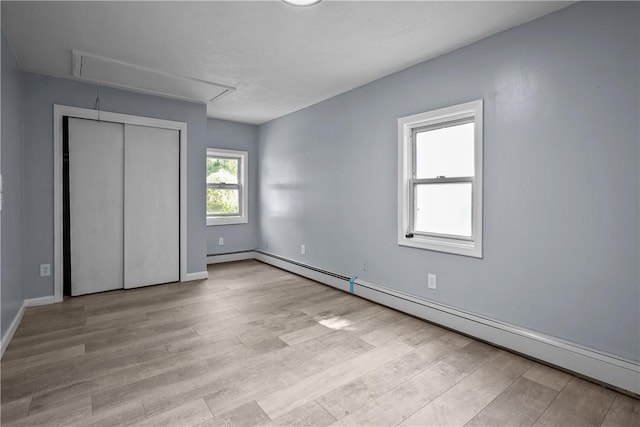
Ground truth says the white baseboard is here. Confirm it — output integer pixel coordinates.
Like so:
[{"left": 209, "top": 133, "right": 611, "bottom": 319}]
[
  {"left": 207, "top": 251, "right": 256, "bottom": 265},
  {"left": 1, "top": 295, "right": 56, "bottom": 358},
  {"left": 255, "top": 251, "right": 640, "bottom": 395},
  {"left": 25, "top": 295, "right": 56, "bottom": 307},
  {"left": 184, "top": 271, "right": 209, "bottom": 281},
  {"left": 1, "top": 301, "right": 25, "bottom": 358}
]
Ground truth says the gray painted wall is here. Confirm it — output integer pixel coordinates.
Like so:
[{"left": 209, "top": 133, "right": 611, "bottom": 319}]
[
  {"left": 1, "top": 32, "right": 24, "bottom": 337},
  {"left": 206, "top": 118, "right": 259, "bottom": 256},
  {"left": 21, "top": 72, "right": 208, "bottom": 299},
  {"left": 259, "top": 2, "right": 640, "bottom": 362}
]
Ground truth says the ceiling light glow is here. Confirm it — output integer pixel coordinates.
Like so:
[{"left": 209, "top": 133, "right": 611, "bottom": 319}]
[{"left": 282, "top": 0, "right": 322, "bottom": 7}]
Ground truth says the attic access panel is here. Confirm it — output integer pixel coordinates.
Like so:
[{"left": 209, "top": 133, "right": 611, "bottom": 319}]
[{"left": 72, "top": 50, "right": 235, "bottom": 104}]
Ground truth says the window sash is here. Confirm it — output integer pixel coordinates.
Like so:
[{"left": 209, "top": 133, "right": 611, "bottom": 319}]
[
  {"left": 207, "top": 183, "right": 241, "bottom": 190},
  {"left": 206, "top": 154, "right": 243, "bottom": 218},
  {"left": 411, "top": 117, "right": 475, "bottom": 181},
  {"left": 206, "top": 186, "right": 242, "bottom": 217},
  {"left": 409, "top": 118, "right": 475, "bottom": 241},
  {"left": 408, "top": 179, "right": 474, "bottom": 241},
  {"left": 206, "top": 155, "right": 241, "bottom": 185},
  {"left": 412, "top": 116, "right": 474, "bottom": 135}
]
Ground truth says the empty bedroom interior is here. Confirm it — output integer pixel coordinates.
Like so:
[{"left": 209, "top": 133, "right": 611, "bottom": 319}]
[{"left": 0, "top": 1, "right": 639, "bottom": 426}]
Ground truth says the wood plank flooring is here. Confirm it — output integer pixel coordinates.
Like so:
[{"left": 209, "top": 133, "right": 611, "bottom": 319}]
[{"left": 1, "top": 260, "right": 637, "bottom": 426}]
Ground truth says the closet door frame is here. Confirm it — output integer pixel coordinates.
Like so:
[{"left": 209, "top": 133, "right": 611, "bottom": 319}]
[{"left": 53, "top": 104, "right": 188, "bottom": 303}]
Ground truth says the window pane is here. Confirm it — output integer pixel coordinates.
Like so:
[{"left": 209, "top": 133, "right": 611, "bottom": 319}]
[
  {"left": 414, "top": 183, "right": 472, "bottom": 237},
  {"left": 206, "top": 157, "right": 239, "bottom": 184},
  {"left": 207, "top": 188, "right": 239, "bottom": 215},
  {"left": 416, "top": 122, "right": 474, "bottom": 179}
]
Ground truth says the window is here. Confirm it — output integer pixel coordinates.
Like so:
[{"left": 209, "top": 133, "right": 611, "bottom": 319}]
[
  {"left": 206, "top": 148, "right": 248, "bottom": 226},
  {"left": 398, "top": 100, "right": 483, "bottom": 257}
]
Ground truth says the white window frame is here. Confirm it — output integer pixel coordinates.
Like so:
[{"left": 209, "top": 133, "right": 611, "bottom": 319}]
[
  {"left": 398, "top": 99, "right": 483, "bottom": 258},
  {"left": 206, "top": 148, "right": 248, "bottom": 226}
]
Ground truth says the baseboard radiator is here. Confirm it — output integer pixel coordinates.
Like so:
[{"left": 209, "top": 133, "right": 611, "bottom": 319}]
[
  {"left": 254, "top": 250, "right": 640, "bottom": 395},
  {"left": 207, "top": 250, "right": 256, "bottom": 265}
]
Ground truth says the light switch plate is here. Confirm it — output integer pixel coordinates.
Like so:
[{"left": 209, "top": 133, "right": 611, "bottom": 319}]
[{"left": 428, "top": 273, "right": 437, "bottom": 289}]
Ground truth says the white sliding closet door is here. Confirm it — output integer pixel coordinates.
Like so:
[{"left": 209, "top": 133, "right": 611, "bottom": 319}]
[
  {"left": 69, "top": 118, "right": 124, "bottom": 296},
  {"left": 124, "top": 124, "right": 179, "bottom": 288}
]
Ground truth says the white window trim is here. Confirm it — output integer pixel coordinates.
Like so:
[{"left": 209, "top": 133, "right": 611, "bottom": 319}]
[
  {"left": 397, "top": 99, "right": 483, "bottom": 258},
  {"left": 206, "top": 148, "right": 248, "bottom": 226}
]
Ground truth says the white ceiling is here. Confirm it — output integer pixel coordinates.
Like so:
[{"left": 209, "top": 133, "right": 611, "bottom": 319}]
[{"left": 2, "top": 1, "right": 572, "bottom": 124}]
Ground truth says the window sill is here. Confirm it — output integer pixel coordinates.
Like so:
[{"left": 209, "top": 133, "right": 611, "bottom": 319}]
[
  {"left": 207, "top": 216, "right": 248, "bottom": 226},
  {"left": 398, "top": 234, "right": 482, "bottom": 258}
]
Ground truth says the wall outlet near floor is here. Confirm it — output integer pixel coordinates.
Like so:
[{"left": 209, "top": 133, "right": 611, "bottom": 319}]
[
  {"left": 363, "top": 262, "right": 369, "bottom": 271},
  {"left": 300, "top": 244, "right": 306, "bottom": 255},
  {"left": 40, "top": 264, "right": 51, "bottom": 277},
  {"left": 218, "top": 237, "right": 224, "bottom": 246},
  {"left": 428, "top": 273, "right": 437, "bottom": 289}
]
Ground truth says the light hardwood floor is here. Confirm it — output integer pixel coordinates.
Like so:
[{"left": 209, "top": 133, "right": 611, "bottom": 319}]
[{"left": 1, "top": 260, "right": 638, "bottom": 426}]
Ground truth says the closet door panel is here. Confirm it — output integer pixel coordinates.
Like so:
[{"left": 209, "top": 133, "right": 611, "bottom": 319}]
[
  {"left": 124, "top": 124, "right": 179, "bottom": 288},
  {"left": 69, "top": 118, "right": 124, "bottom": 296}
]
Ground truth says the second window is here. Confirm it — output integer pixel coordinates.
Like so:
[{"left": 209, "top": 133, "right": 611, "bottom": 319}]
[{"left": 206, "top": 148, "right": 248, "bottom": 226}]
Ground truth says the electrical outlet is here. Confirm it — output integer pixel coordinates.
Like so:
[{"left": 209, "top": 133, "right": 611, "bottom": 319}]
[
  {"left": 40, "top": 264, "right": 51, "bottom": 277},
  {"left": 428, "top": 273, "right": 437, "bottom": 289},
  {"left": 218, "top": 237, "right": 224, "bottom": 246},
  {"left": 363, "top": 262, "right": 369, "bottom": 271},
  {"left": 300, "top": 244, "right": 306, "bottom": 255}
]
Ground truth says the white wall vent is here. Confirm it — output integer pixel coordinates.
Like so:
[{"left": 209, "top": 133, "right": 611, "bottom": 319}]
[{"left": 71, "top": 50, "right": 235, "bottom": 105}]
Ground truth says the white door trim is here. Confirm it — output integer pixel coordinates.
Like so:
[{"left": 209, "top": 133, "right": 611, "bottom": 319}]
[{"left": 53, "top": 104, "right": 188, "bottom": 303}]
